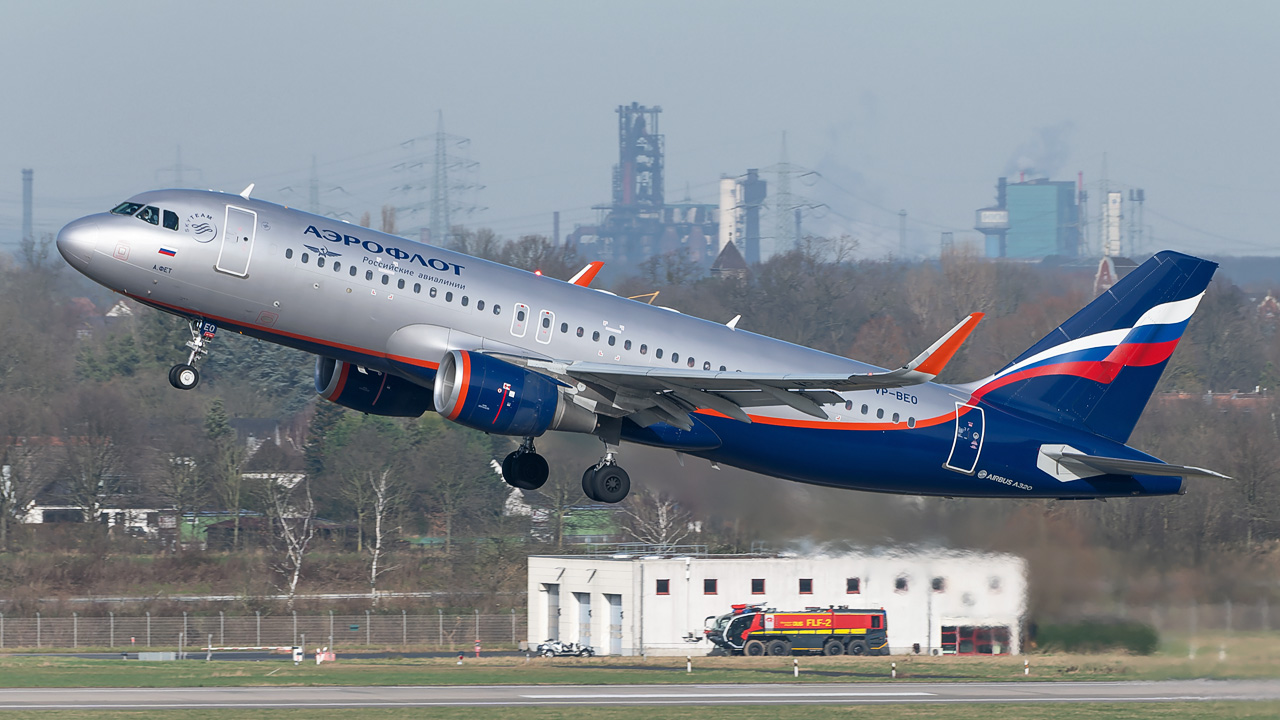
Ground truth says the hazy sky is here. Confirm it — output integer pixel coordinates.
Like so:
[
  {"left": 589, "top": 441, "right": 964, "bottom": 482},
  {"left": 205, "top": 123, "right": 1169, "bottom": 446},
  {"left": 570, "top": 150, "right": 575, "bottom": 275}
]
[{"left": 3, "top": 0, "right": 1277, "bottom": 259}]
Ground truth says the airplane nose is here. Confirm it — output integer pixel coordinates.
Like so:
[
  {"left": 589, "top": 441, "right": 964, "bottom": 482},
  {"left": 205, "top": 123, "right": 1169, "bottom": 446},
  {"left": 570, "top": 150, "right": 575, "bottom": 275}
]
[{"left": 56, "top": 217, "right": 100, "bottom": 265}]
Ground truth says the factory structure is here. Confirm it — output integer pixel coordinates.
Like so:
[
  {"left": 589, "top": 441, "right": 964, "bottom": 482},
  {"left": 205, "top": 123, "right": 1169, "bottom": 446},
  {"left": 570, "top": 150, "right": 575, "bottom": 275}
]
[
  {"left": 565, "top": 103, "right": 767, "bottom": 269},
  {"left": 527, "top": 549, "right": 1026, "bottom": 657}
]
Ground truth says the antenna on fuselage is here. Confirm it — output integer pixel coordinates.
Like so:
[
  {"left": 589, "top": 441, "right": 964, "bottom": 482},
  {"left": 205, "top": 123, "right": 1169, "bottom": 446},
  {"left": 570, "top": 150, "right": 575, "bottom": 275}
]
[{"left": 239, "top": 183, "right": 255, "bottom": 199}]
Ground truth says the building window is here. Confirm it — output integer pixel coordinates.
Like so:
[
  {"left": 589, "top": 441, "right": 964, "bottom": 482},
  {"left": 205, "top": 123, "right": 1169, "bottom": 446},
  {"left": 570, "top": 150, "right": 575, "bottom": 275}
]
[
  {"left": 895, "top": 576, "right": 909, "bottom": 593},
  {"left": 847, "top": 577, "right": 861, "bottom": 594},
  {"left": 751, "top": 578, "right": 765, "bottom": 594},
  {"left": 704, "top": 579, "right": 717, "bottom": 595},
  {"left": 656, "top": 579, "right": 670, "bottom": 595},
  {"left": 799, "top": 578, "right": 813, "bottom": 594},
  {"left": 932, "top": 577, "right": 946, "bottom": 592}
]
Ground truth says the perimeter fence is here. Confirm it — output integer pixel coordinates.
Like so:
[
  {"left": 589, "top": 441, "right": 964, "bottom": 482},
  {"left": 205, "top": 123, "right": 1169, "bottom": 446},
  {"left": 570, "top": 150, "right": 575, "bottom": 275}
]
[{"left": 0, "top": 610, "right": 527, "bottom": 650}]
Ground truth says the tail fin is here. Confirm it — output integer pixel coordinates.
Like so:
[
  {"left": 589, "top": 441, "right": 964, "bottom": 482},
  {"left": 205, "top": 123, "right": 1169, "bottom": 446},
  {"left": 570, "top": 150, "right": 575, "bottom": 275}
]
[{"left": 969, "top": 251, "right": 1217, "bottom": 443}]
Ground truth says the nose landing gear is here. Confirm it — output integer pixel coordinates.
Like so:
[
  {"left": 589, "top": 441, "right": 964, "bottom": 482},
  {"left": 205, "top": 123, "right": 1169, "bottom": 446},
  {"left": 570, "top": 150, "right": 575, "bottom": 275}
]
[
  {"left": 502, "top": 437, "right": 549, "bottom": 490},
  {"left": 168, "top": 319, "right": 215, "bottom": 391}
]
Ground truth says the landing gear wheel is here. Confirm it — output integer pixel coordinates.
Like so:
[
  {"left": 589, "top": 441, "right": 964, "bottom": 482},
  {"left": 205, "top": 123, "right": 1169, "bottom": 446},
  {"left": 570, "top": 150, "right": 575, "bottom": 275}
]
[
  {"left": 503, "top": 451, "right": 549, "bottom": 490},
  {"left": 168, "top": 364, "right": 200, "bottom": 390},
  {"left": 765, "top": 639, "right": 791, "bottom": 657},
  {"left": 846, "top": 639, "right": 868, "bottom": 656},
  {"left": 582, "top": 464, "right": 629, "bottom": 504},
  {"left": 743, "top": 640, "right": 766, "bottom": 657},
  {"left": 822, "top": 638, "right": 846, "bottom": 656}
]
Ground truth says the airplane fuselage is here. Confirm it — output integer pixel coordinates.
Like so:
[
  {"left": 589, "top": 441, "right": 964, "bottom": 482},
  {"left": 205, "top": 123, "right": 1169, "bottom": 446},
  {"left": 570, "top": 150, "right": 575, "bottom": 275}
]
[{"left": 56, "top": 189, "right": 1186, "bottom": 499}]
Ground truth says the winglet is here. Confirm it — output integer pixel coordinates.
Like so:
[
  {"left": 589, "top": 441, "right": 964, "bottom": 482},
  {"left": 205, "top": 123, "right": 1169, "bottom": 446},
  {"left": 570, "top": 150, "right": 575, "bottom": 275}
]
[
  {"left": 904, "top": 312, "right": 984, "bottom": 379},
  {"left": 239, "top": 183, "right": 255, "bottom": 199},
  {"left": 569, "top": 261, "right": 605, "bottom": 287},
  {"left": 727, "top": 314, "right": 741, "bottom": 330}
]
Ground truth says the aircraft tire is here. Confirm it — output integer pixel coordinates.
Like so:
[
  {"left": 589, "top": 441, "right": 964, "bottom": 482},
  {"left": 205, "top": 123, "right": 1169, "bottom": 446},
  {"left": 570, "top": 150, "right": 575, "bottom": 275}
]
[
  {"left": 592, "top": 465, "right": 630, "bottom": 504},
  {"left": 513, "top": 452, "right": 549, "bottom": 490},
  {"left": 169, "top": 364, "right": 200, "bottom": 390},
  {"left": 743, "top": 640, "right": 766, "bottom": 656},
  {"left": 502, "top": 452, "right": 518, "bottom": 486},
  {"left": 582, "top": 467, "right": 600, "bottom": 500}
]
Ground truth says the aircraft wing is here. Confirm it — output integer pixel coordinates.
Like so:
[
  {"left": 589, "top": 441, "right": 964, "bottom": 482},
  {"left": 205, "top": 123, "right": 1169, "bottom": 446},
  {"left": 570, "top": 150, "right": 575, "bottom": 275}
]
[
  {"left": 520, "top": 312, "right": 983, "bottom": 429},
  {"left": 1047, "top": 451, "right": 1232, "bottom": 480}
]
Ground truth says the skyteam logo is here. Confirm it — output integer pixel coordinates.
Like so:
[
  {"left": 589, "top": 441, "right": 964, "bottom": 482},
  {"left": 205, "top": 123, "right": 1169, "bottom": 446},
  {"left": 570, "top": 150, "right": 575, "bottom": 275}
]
[
  {"left": 186, "top": 212, "right": 217, "bottom": 243},
  {"left": 303, "top": 244, "right": 342, "bottom": 258}
]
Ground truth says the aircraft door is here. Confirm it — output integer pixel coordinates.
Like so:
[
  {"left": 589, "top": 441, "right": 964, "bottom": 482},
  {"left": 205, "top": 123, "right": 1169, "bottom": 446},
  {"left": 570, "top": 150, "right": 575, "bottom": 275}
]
[
  {"left": 536, "top": 310, "right": 555, "bottom": 344},
  {"left": 217, "top": 205, "right": 257, "bottom": 277},
  {"left": 943, "top": 403, "right": 984, "bottom": 474}
]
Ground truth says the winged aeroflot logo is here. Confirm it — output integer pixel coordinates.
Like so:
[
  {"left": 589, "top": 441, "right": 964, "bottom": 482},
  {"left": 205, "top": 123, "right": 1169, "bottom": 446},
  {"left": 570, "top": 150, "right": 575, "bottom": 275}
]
[{"left": 303, "top": 244, "right": 343, "bottom": 258}]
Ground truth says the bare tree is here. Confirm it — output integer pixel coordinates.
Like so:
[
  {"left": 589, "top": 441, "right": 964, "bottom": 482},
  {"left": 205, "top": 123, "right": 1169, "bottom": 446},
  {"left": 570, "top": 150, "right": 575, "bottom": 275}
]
[
  {"left": 622, "top": 488, "right": 693, "bottom": 551},
  {"left": 261, "top": 474, "right": 316, "bottom": 611},
  {"left": 205, "top": 399, "right": 246, "bottom": 549},
  {"left": 59, "top": 386, "right": 134, "bottom": 526},
  {"left": 365, "top": 466, "right": 404, "bottom": 605}
]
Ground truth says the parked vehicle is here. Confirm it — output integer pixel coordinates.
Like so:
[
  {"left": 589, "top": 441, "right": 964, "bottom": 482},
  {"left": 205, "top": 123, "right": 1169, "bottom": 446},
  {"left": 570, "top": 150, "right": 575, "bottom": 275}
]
[
  {"left": 705, "top": 604, "right": 890, "bottom": 656},
  {"left": 536, "top": 639, "right": 595, "bottom": 657}
]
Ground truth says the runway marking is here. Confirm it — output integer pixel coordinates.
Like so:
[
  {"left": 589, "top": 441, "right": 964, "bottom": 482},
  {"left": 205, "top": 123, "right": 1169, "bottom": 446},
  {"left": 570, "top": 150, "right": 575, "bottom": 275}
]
[{"left": 524, "top": 692, "right": 936, "bottom": 699}]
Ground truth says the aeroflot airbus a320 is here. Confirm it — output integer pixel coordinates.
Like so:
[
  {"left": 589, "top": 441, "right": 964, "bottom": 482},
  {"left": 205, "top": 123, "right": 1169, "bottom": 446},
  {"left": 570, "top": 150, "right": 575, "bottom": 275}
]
[{"left": 56, "top": 187, "right": 1228, "bottom": 503}]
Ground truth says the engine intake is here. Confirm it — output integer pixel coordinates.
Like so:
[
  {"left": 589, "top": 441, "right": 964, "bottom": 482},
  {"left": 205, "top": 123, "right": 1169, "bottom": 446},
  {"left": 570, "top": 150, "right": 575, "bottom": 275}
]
[
  {"left": 433, "top": 350, "right": 596, "bottom": 436},
  {"left": 315, "top": 357, "right": 433, "bottom": 417}
]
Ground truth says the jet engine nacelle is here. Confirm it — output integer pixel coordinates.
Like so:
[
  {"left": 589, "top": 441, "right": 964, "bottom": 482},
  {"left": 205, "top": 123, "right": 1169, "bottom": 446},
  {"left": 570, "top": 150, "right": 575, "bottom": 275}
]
[
  {"left": 315, "top": 357, "right": 433, "bottom": 417},
  {"left": 433, "top": 350, "right": 596, "bottom": 436}
]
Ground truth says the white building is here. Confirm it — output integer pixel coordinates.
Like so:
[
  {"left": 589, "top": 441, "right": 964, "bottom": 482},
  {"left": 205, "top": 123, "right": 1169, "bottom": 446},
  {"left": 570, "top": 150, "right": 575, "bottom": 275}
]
[{"left": 527, "top": 549, "right": 1026, "bottom": 657}]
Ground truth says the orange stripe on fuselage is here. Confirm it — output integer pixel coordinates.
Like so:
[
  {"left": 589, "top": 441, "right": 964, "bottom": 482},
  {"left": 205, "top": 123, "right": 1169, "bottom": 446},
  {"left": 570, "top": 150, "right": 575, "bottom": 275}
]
[{"left": 122, "top": 292, "right": 440, "bottom": 370}]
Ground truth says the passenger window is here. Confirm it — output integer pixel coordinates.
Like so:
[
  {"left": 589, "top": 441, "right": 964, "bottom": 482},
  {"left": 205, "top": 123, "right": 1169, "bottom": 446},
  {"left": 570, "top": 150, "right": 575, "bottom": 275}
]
[
  {"left": 301, "top": 253, "right": 310, "bottom": 263},
  {"left": 381, "top": 275, "right": 389, "bottom": 285},
  {"left": 333, "top": 262, "right": 341, "bottom": 272},
  {"left": 560, "top": 323, "right": 569, "bottom": 333},
  {"left": 907, "top": 417, "right": 916, "bottom": 428},
  {"left": 137, "top": 206, "right": 160, "bottom": 225},
  {"left": 162, "top": 210, "right": 179, "bottom": 230},
  {"left": 349, "top": 266, "right": 357, "bottom": 277},
  {"left": 592, "top": 331, "right": 600, "bottom": 342},
  {"left": 703, "top": 361, "right": 711, "bottom": 370},
  {"left": 477, "top": 300, "right": 485, "bottom": 311},
  {"left": 671, "top": 353, "right": 679, "bottom": 363},
  {"left": 892, "top": 412, "right": 900, "bottom": 423},
  {"left": 688, "top": 357, "right": 695, "bottom": 368},
  {"left": 608, "top": 335, "right": 615, "bottom": 346},
  {"left": 111, "top": 202, "right": 143, "bottom": 216},
  {"left": 861, "top": 404, "right": 869, "bottom": 415},
  {"left": 317, "top": 257, "right": 325, "bottom": 268},
  {"left": 656, "top": 349, "right": 663, "bottom": 359},
  {"left": 576, "top": 327, "right": 584, "bottom": 337},
  {"left": 397, "top": 278, "right": 405, "bottom": 289},
  {"left": 461, "top": 296, "right": 468, "bottom": 306},
  {"left": 845, "top": 401, "right": 853, "bottom": 411},
  {"left": 641, "top": 345, "right": 648, "bottom": 355},
  {"left": 719, "top": 365, "right": 726, "bottom": 371},
  {"left": 542, "top": 317, "right": 551, "bottom": 328},
  {"left": 430, "top": 287, "right": 438, "bottom": 298},
  {"left": 366, "top": 270, "right": 374, "bottom": 280},
  {"left": 876, "top": 408, "right": 885, "bottom": 419},
  {"left": 494, "top": 304, "right": 501, "bottom": 315},
  {"left": 285, "top": 248, "right": 293, "bottom": 259},
  {"left": 414, "top": 283, "right": 421, "bottom": 293},
  {"left": 518, "top": 309, "right": 526, "bottom": 322},
  {"left": 624, "top": 340, "right": 632, "bottom": 350},
  {"left": 446, "top": 292, "right": 453, "bottom": 302}
]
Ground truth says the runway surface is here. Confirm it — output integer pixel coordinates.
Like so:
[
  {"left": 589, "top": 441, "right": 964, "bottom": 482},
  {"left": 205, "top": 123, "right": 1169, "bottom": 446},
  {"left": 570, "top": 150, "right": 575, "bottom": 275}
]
[{"left": 1, "top": 680, "right": 1278, "bottom": 708}]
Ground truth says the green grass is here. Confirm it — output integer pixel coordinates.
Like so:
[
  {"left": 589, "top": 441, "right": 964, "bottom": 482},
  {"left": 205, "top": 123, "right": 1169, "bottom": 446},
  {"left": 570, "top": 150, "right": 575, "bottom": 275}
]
[{"left": 0, "top": 704, "right": 1278, "bottom": 720}]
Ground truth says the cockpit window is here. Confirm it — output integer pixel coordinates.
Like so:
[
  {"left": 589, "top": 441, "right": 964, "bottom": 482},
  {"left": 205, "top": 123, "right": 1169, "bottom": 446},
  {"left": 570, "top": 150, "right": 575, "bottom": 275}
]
[
  {"left": 162, "top": 210, "right": 179, "bottom": 231},
  {"left": 137, "top": 206, "right": 160, "bottom": 225},
  {"left": 111, "top": 202, "right": 143, "bottom": 216}
]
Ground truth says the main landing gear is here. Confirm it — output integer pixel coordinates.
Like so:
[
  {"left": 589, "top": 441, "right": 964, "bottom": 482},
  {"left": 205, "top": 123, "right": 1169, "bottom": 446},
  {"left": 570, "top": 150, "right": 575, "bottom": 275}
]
[
  {"left": 168, "top": 319, "right": 214, "bottom": 391},
  {"left": 502, "top": 438, "right": 550, "bottom": 491},
  {"left": 581, "top": 448, "right": 630, "bottom": 504}
]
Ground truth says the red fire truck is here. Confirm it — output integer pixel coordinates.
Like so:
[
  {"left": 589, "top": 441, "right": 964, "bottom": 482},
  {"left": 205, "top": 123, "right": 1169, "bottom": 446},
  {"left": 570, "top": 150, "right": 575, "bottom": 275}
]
[{"left": 704, "top": 604, "right": 890, "bottom": 656}]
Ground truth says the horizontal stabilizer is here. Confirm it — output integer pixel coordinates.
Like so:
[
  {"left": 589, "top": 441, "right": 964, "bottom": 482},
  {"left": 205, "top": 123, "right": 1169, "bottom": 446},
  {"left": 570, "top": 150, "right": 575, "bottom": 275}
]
[{"left": 1048, "top": 450, "right": 1231, "bottom": 480}]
